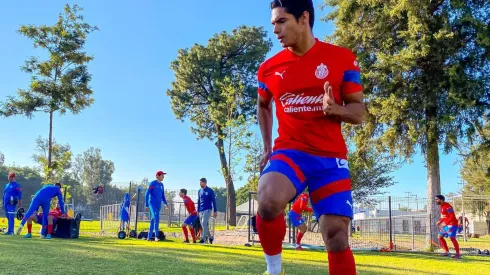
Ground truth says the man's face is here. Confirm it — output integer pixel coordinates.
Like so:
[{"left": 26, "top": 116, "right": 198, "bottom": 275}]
[
  {"left": 179, "top": 192, "right": 184, "bottom": 198},
  {"left": 271, "top": 7, "right": 308, "bottom": 48},
  {"left": 435, "top": 197, "right": 443, "bottom": 205},
  {"left": 8, "top": 175, "right": 15, "bottom": 182},
  {"left": 157, "top": 174, "right": 164, "bottom": 182},
  {"left": 200, "top": 181, "right": 206, "bottom": 188}
]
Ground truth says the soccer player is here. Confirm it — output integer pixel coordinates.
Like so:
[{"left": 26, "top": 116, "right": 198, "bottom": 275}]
[
  {"left": 120, "top": 193, "right": 131, "bottom": 231},
  {"left": 2, "top": 172, "right": 22, "bottom": 235},
  {"left": 435, "top": 195, "right": 461, "bottom": 259},
  {"left": 179, "top": 188, "right": 198, "bottom": 243},
  {"left": 145, "top": 171, "right": 168, "bottom": 241},
  {"left": 16, "top": 183, "right": 66, "bottom": 238},
  {"left": 288, "top": 192, "right": 313, "bottom": 250},
  {"left": 256, "top": 1, "right": 365, "bottom": 274},
  {"left": 197, "top": 178, "right": 217, "bottom": 244},
  {"left": 23, "top": 204, "right": 65, "bottom": 239}
]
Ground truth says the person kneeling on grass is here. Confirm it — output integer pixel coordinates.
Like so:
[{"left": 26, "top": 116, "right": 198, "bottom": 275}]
[
  {"left": 23, "top": 204, "right": 69, "bottom": 239},
  {"left": 179, "top": 189, "right": 198, "bottom": 243}
]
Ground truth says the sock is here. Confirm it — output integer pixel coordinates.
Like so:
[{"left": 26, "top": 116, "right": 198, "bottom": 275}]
[
  {"left": 256, "top": 213, "right": 286, "bottom": 274},
  {"left": 189, "top": 228, "right": 197, "bottom": 242},
  {"left": 296, "top": 232, "right": 304, "bottom": 246},
  {"left": 27, "top": 224, "right": 32, "bottom": 234},
  {"left": 328, "top": 247, "right": 356, "bottom": 275},
  {"left": 182, "top": 226, "right": 189, "bottom": 241},
  {"left": 450, "top": 238, "right": 460, "bottom": 255},
  {"left": 439, "top": 237, "right": 449, "bottom": 253},
  {"left": 47, "top": 224, "right": 53, "bottom": 235}
]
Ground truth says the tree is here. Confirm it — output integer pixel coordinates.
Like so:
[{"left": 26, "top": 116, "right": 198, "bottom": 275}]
[
  {"left": 167, "top": 26, "right": 272, "bottom": 226},
  {"left": 236, "top": 133, "right": 262, "bottom": 206},
  {"left": 32, "top": 136, "right": 72, "bottom": 184},
  {"left": 210, "top": 187, "right": 227, "bottom": 212},
  {"left": 324, "top": 0, "right": 490, "bottom": 246},
  {"left": 0, "top": 4, "right": 97, "bottom": 182},
  {"left": 0, "top": 151, "right": 4, "bottom": 166},
  {"left": 78, "top": 147, "right": 115, "bottom": 211},
  {"left": 348, "top": 148, "right": 397, "bottom": 203}
]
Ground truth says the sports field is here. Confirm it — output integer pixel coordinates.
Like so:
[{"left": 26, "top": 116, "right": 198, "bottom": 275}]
[{"left": 1, "top": 234, "right": 488, "bottom": 275}]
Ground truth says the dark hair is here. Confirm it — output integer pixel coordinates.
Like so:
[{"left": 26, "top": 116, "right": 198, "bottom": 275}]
[
  {"left": 180, "top": 188, "right": 187, "bottom": 195},
  {"left": 200, "top": 178, "right": 207, "bottom": 183},
  {"left": 270, "top": 0, "right": 315, "bottom": 29},
  {"left": 435, "top": 195, "right": 445, "bottom": 202},
  {"left": 55, "top": 182, "right": 62, "bottom": 188}
]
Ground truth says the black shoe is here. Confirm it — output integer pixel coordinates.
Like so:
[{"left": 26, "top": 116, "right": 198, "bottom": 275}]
[
  {"left": 209, "top": 237, "right": 214, "bottom": 244},
  {"left": 184, "top": 240, "right": 190, "bottom": 243}
]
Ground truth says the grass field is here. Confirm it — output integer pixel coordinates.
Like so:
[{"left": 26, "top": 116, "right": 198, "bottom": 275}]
[{"left": 1, "top": 234, "right": 489, "bottom": 275}]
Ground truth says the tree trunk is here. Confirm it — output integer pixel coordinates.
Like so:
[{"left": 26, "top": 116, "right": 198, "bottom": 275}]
[
  {"left": 48, "top": 110, "right": 54, "bottom": 181},
  {"left": 215, "top": 124, "right": 237, "bottom": 226},
  {"left": 425, "top": 105, "right": 441, "bottom": 250}
]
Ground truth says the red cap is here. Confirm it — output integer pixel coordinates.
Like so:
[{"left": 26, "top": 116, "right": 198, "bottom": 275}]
[
  {"left": 156, "top": 171, "right": 167, "bottom": 177},
  {"left": 8, "top": 172, "right": 16, "bottom": 178}
]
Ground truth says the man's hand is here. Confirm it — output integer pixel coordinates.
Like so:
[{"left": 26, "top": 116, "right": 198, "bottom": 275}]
[
  {"left": 323, "top": 82, "right": 345, "bottom": 117},
  {"left": 213, "top": 212, "right": 217, "bottom": 218},
  {"left": 145, "top": 207, "right": 149, "bottom": 211},
  {"left": 260, "top": 149, "right": 272, "bottom": 173},
  {"left": 164, "top": 205, "right": 168, "bottom": 210}
]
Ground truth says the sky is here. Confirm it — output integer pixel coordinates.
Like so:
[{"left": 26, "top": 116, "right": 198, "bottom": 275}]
[{"left": 0, "top": 0, "right": 462, "bottom": 198}]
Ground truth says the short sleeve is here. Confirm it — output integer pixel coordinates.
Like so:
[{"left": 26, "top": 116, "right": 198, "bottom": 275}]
[
  {"left": 341, "top": 50, "right": 362, "bottom": 96},
  {"left": 257, "top": 64, "right": 272, "bottom": 101}
]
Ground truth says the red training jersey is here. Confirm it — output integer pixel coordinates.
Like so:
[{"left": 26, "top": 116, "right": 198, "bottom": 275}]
[
  {"left": 291, "top": 194, "right": 313, "bottom": 215},
  {"left": 439, "top": 202, "right": 458, "bottom": 226},
  {"left": 183, "top": 195, "right": 197, "bottom": 216},
  {"left": 257, "top": 39, "right": 362, "bottom": 159}
]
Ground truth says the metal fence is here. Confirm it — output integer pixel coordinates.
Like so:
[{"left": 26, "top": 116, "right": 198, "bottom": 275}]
[{"left": 245, "top": 192, "right": 490, "bottom": 254}]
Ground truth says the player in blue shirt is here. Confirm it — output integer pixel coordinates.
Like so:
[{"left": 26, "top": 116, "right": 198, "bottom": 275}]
[
  {"left": 120, "top": 193, "right": 131, "bottom": 231},
  {"left": 16, "top": 183, "right": 66, "bottom": 239},
  {"left": 197, "top": 178, "right": 217, "bottom": 244},
  {"left": 3, "top": 172, "right": 22, "bottom": 235},
  {"left": 145, "top": 171, "right": 168, "bottom": 241}
]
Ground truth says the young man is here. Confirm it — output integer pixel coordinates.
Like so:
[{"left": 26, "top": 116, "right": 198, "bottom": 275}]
[
  {"left": 145, "top": 171, "right": 168, "bottom": 241},
  {"left": 288, "top": 193, "right": 313, "bottom": 250},
  {"left": 435, "top": 195, "right": 461, "bottom": 259},
  {"left": 16, "top": 183, "right": 66, "bottom": 238},
  {"left": 120, "top": 193, "right": 131, "bottom": 231},
  {"left": 179, "top": 188, "right": 198, "bottom": 243},
  {"left": 2, "top": 172, "right": 22, "bottom": 235},
  {"left": 256, "top": 1, "right": 365, "bottom": 274},
  {"left": 23, "top": 204, "right": 66, "bottom": 239},
  {"left": 197, "top": 178, "right": 217, "bottom": 244},
  {"left": 457, "top": 213, "right": 470, "bottom": 235}
]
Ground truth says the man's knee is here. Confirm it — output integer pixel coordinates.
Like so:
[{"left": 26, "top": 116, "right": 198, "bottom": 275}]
[
  {"left": 257, "top": 172, "right": 296, "bottom": 220},
  {"left": 320, "top": 215, "right": 350, "bottom": 251}
]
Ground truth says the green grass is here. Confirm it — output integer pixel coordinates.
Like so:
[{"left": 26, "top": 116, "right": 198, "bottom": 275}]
[{"left": 1, "top": 234, "right": 489, "bottom": 275}]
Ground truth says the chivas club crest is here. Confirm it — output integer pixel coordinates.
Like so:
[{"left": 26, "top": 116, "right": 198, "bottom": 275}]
[{"left": 315, "top": 63, "right": 329, "bottom": 79}]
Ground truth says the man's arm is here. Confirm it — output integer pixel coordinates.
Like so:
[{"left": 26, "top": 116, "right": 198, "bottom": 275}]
[
  {"left": 258, "top": 95, "right": 273, "bottom": 152},
  {"left": 339, "top": 92, "right": 366, "bottom": 125},
  {"left": 57, "top": 192, "right": 66, "bottom": 214},
  {"left": 211, "top": 189, "right": 217, "bottom": 213},
  {"left": 145, "top": 186, "right": 150, "bottom": 208}
]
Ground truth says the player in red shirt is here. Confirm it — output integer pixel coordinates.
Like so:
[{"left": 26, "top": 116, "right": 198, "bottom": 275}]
[
  {"left": 435, "top": 195, "right": 461, "bottom": 259},
  {"left": 288, "top": 193, "right": 313, "bottom": 250},
  {"left": 256, "top": 1, "right": 365, "bottom": 274},
  {"left": 22, "top": 204, "right": 67, "bottom": 239},
  {"left": 179, "top": 189, "right": 198, "bottom": 243}
]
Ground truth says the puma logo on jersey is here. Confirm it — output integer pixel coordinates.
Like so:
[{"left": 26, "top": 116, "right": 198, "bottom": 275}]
[
  {"left": 336, "top": 158, "right": 349, "bottom": 170},
  {"left": 346, "top": 200, "right": 353, "bottom": 210},
  {"left": 275, "top": 71, "right": 286, "bottom": 79}
]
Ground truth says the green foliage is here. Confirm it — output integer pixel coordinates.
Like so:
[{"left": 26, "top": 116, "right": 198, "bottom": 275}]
[
  {"left": 32, "top": 136, "right": 72, "bottom": 184},
  {"left": 0, "top": 4, "right": 97, "bottom": 119},
  {"left": 323, "top": 0, "right": 490, "bottom": 159},
  {"left": 0, "top": 152, "right": 4, "bottom": 166},
  {"left": 460, "top": 123, "right": 490, "bottom": 195},
  {"left": 210, "top": 186, "right": 227, "bottom": 212},
  {"left": 167, "top": 25, "right": 272, "bottom": 140}
]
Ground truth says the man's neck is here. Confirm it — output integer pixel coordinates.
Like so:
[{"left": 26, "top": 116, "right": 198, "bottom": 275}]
[{"left": 288, "top": 33, "right": 316, "bottom": 56}]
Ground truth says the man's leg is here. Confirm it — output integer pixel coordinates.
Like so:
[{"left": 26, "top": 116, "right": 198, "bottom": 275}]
[
  {"left": 17, "top": 200, "right": 41, "bottom": 234},
  {"left": 149, "top": 209, "right": 155, "bottom": 240},
  {"left": 319, "top": 215, "right": 355, "bottom": 275},
  {"left": 153, "top": 206, "right": 161, "bottom": 240},
  {"left": 47, "top": 216, "right": 55, "bottom": 236},
  {"left": 296, "top": 223, "right": 307, "bottom": 249},
  {"left": 40, "top": 202, "right": 50, "bottom": 238},
  {"left": 449, "top": 226, "right": 461, "bottom": 258},
  {"left": 5, "top": 205, "right": 15, "bottom": 234}
]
